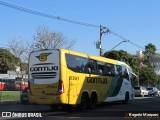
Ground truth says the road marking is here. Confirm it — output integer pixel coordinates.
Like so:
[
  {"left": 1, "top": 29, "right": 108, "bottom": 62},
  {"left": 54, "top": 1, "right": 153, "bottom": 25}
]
[
  {"left": 134, "top": 97, "right": 153, "bottom": 99},
  {"left": 132, "top": 101, "right": 152, "bottom": 104}
]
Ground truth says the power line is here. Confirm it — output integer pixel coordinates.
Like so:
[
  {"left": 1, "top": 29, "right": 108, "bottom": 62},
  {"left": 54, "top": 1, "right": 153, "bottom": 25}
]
[
  {"left": 0, "top": 0, "right": 99, "bottom": 28},
  {"left": 128, "top": 41, "right": 145, "bottom": 50},
  {"left": 108, "top": 29, "right": 145, "bottom": 50},
  {"left": 0, "top": 0, "right": 146, "bottom": 50},
  {"left": 108, "top": 29, "right": 129, "bottom": 42}
]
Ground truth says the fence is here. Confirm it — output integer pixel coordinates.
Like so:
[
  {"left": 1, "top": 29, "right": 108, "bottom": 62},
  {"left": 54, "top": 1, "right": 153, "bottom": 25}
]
[{"left": 0, "top": 78, "right": 28, "bottom": 102}]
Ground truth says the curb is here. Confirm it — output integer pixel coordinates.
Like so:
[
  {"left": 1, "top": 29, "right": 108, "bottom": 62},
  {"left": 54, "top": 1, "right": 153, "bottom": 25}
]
[{"left": 0, "top": 101, "right": 20, "bottom": 105}]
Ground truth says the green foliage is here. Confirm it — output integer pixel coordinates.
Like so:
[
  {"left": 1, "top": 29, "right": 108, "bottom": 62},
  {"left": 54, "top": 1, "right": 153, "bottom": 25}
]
[
  {"left": 157, "top": 75, "right": 160, "bottom": 89},
  {"left": 0, "top": 91, "right": 20, "bottom": 101},
  {"left": 139, "top": 66, "right": 158, "bottom": 86},
  {"left": 0, "top": 48, "right": 18, "bottom": 73},
  {"left": 143, "top": 43, "right": 156, "bottom": 55},
  {"left": 103, "top": 47, "right": 159, "bottom": 87},
  {"left": 0, "top": 48, "right": 28, "bottom": 73},
  {"left": 143, "top": 43, "right": 157, "bottom": 68},
  {"left": 21, "top": 62, "right": 28, "bottom": 74},
  {"left": 140, "top": 43, "right": 158, "bottom": 86},
  {"left": 103, "top": 50, "right": 139, "bottom": 74}
]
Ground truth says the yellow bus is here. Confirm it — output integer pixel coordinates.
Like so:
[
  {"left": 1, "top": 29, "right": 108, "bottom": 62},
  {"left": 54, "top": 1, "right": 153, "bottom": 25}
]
[{"left": 28, "top": 49, "right": 136, "bottom": 109}]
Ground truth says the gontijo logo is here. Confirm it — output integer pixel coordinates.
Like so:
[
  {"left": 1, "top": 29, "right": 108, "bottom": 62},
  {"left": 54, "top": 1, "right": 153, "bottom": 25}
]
[{"left": 36, "top": 53, "right": 52, "bottom": 61}]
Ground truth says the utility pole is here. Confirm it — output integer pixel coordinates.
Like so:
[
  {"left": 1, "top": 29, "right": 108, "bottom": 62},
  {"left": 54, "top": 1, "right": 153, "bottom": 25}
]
[
  {"left": 99, "top": 25, "right": 102, "bottom": 56},
  {"left": 99, "top": 25, "right": 110, "bottom": 56}
]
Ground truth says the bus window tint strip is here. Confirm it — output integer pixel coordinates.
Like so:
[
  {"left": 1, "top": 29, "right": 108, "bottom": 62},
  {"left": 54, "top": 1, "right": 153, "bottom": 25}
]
[{"left": 65, "top": 53, "right": 116, "bottom": 76}]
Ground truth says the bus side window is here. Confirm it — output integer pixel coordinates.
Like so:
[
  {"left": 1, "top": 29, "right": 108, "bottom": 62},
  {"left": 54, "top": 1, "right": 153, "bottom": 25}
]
[
  {"left": 87, "top": 59, "right": 97, "bottom": 74},
  {"left": 80, "top": 58, "right": 89, "bottom": 73},
  {"left": 122, "top": 66, "right": 127, "bottom": 78},
  {"left": 104, "top": 63, "right": 115, "bottom": 77},
  {"left": 111, "top": 65, "right": 116, "bottom": 77},
  {"left": 116, "top": 65, "right": 122, "bottom": 77},
  {"left": 124, "top": 69, "right": 129, "bottom": 80},
  {"left": 128, "top": 68, "right": 133, "bottom": 81},
  {"left": 97, "top": 61, "right": 105, "bottom": 75},
  {"left": 104, "top": 64, "right": 111, "bottom": 76},
  {"left": 66, "top": 54, "right": 84, "bottom": 73}
]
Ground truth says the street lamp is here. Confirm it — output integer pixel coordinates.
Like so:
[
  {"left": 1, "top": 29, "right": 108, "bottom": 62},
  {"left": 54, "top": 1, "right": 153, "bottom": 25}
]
[{"left": 109, "top": 40, "right": 129, "bottom": 52}]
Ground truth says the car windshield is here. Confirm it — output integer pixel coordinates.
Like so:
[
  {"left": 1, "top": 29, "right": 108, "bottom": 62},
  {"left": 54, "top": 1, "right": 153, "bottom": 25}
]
[
  {"left": 147, "top": 88, "right": 152, "bottom": 90},
  {"left": 134, "top": 87, "right": 140, "bottom": 90},
  {"left": 153, "top": 87, "right": 158, "bottom": 91},
  {"left": 142, "top": 87, "right": 147, "bottom": 90}
]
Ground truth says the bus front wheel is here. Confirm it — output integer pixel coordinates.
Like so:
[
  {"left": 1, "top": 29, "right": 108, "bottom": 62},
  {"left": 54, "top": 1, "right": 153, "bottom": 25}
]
[{"left": 122, "top": 92, "right": 129, "bottom": 104}]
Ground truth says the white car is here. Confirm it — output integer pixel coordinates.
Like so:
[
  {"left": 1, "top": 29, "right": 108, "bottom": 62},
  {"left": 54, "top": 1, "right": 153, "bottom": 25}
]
[
  {"left": 134, "top": 86, "right": 149, "bottom": 97},
  {"left": 147, "top": 87, "right": 159, "bottom": 96},
  {"left": 158, "top": 90, "right": 160, "bottom": 96}
]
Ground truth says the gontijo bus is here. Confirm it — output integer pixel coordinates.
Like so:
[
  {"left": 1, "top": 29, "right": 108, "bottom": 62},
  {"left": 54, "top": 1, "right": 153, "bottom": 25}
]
[{"left": 28, "top": 49, "right": 136, "bottom": 109}]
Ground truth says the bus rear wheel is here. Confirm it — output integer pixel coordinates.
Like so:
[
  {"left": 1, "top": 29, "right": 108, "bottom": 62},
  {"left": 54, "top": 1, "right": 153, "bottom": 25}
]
[
  {"left": 79, "top": 93, "right": 89, "bottom": 110},
  {"left": 89, "top": 93, "right": 97, "bottom": 109},
  {"left": 50, "top": 105, "right": 60, "bottom": 111}
]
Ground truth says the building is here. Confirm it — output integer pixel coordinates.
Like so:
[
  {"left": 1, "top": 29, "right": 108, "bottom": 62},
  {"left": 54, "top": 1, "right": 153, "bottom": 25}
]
[{"left": 132, "top": 51, "right": 144, "bottom": 59}]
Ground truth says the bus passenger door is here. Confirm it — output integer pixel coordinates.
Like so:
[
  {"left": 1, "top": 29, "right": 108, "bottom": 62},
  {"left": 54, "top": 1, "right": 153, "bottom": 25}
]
[{"left": 68, "top": 75, "right": 79, "bottom": 105}]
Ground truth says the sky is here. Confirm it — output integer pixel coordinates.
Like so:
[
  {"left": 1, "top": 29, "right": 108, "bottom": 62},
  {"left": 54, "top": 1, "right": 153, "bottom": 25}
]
[{"left": 0, "top": 0, "right": 160, "bottom": 56}]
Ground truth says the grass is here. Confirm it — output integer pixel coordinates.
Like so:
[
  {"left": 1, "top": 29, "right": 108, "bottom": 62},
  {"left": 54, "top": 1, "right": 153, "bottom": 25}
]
[{"left": 0, "top": 91, "right": 21, "bottom": 101}]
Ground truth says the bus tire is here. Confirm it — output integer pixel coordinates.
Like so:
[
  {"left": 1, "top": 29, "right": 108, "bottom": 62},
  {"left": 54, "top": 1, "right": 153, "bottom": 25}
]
[
  {"left": 122, "top": 92, "right": 129, "bottom": 104},
  {"left": 79, "top": 93, "right": 89, "bottom": 110},
  {"left": 61, "top": 104, "right": 74, "bottom": 111},
  {"left": 89, "top": 92, "right": 97, "bottom": 109},
  {"left": 21, "top": 100, "right": 27, "bottom": 105},
  {"left": 50, "top": 105, "right": 59, "bottom": 111}
]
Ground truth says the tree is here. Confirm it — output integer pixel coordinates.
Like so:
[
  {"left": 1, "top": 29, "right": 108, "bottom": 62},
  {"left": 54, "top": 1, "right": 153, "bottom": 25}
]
[
  {"left": 8, "top": 39, "right": 28, "bottom": 77},
  {"left": 138, "top": 43, "right": 159, "bottom": 87},
  {"left": 32, "top": 26, "right": 75, "bottom": 49},
  {"left": 152, "top": 53, "right": 160, "bottom": 75},
  {"left": 103, "top": 50, "right": 139, "bottom": 74},
  {"left": 103, "top": 44, "right": 159, "bottom": 87},
  {"left": 139, "top": 66, "right": 158, "bottom": 87},
  {"left": 143, "top": 43, "right": 157, "bottom": 68},
  {"left": 157, "top": 75, "right": 160, "bottom": 89},
  {"left": 0, "top": 48, "right": 19, "bottom": 73},
  {"left": 143, "top": 43, "right": 156, "bottom": 55}
]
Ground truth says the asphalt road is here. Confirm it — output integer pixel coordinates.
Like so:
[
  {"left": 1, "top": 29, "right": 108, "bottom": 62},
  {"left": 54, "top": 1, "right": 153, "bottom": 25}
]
[{"left": 0, "top": 96, "right": 160, "bottom": 120}]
